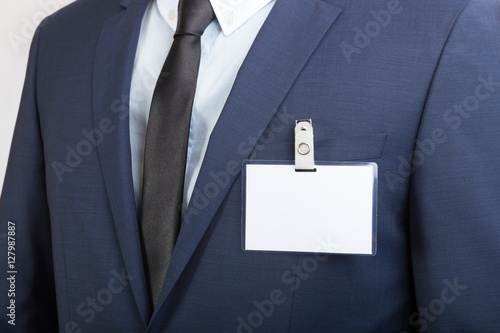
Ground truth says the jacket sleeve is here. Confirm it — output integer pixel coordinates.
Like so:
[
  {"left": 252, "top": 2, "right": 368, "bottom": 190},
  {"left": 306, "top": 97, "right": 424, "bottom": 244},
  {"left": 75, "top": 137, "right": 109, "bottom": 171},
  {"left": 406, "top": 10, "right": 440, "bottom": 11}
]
[
  {"left": 409, "top": 0, "right": 500, "bottom": 331},
  {"left": 0, "top": 23, "right": 58, "bottom": 332}
]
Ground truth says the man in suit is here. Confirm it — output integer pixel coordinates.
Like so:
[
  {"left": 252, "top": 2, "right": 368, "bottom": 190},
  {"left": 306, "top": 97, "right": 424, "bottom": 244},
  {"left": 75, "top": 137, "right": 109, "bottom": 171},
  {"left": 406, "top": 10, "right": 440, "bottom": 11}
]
[{"left": 1, "top": 0, "right": 499, "bottom": 331}]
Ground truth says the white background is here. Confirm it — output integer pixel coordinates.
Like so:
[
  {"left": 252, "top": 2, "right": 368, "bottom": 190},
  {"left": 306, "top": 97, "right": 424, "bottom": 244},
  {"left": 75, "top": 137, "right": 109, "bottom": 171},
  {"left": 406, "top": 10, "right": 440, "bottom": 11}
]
[{"left": 0, "top": 0, "right": 75, "bottom": 191}]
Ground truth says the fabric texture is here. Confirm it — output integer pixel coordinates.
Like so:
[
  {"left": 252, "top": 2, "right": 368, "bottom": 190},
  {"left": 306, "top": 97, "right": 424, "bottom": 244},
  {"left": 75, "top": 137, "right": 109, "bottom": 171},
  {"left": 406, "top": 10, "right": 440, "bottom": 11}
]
[{"left": 1, "top": 0, "right": 499, "bottom": 332}]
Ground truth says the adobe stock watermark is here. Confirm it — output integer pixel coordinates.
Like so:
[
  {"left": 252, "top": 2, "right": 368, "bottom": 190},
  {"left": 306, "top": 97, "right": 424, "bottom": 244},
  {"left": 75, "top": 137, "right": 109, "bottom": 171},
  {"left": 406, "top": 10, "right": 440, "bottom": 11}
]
[
  {"left": 49, "top": 91, "right": 131, "bottom": 183},
  {"left": 402, "top": 278, "right": 467, "bottom": 332},
  {"left": 183, "top": 106, "right": 297, "bottom": 226},
  {"left": 59, "top": 268, "right": 135, "bottom": 333},
  {"left": 385, "top": 74, "right": 500, "bottom": 192},
  {"left": 49, "top": 92, "right": 129, "bottom": 184},
  {"left": 51, "top": 118, "right": 116, "bottom": 183},
  {"left": 7, "top": 0, "right": 73, "bottom": 53},
  {"left": 236, "top": 236, "right": 339, "bottom": 333},
  {"left": 51, "top": 65, "right": 168, "bottom": 183},
  {"left": 340, "top": 0, "right": 404, "bottom": 64}
]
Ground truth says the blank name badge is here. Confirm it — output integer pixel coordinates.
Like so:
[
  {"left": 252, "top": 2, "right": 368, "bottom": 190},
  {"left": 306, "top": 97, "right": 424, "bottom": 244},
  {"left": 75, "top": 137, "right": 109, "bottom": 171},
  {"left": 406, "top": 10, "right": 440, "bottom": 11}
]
[{"left": 241, "top": 120, "right": 377, "bottom": 255}]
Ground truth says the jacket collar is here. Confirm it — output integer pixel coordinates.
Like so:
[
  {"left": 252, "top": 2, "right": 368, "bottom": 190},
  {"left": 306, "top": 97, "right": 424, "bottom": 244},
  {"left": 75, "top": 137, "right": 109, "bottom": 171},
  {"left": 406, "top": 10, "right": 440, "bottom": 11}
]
[{"left": 93, "top": 0, "right": 152, "bottom": 326}]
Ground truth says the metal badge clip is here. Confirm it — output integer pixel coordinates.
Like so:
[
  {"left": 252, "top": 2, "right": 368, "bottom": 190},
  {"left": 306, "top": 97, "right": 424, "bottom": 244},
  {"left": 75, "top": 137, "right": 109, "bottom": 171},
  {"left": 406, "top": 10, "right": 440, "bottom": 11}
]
[{"left": 295, "top": 119, "right": 316, "bottom": 171}]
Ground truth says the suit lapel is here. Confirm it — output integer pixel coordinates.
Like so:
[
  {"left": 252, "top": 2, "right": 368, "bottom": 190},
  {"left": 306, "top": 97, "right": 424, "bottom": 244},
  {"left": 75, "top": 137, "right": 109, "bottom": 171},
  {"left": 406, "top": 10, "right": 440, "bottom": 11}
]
[
  {"left": 151, "top": 0, "right": 342, "bottom": 321},
  {"left": 92, "top": 0, "right": 151, "bottom": 325}
]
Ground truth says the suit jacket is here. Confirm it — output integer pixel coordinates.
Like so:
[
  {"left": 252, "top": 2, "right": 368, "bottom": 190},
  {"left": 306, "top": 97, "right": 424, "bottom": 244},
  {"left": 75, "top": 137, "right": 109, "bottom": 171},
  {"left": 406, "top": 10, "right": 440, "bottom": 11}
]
[{"left": 1, "top": 0, "right": 499, "bottom": 331}]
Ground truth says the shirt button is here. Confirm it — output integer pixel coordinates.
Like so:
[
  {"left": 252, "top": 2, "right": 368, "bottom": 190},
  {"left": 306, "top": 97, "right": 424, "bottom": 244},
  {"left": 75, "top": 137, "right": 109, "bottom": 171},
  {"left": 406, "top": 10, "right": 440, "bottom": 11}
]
[
  {"left": 224, "top": 11, "right": 236, "bottom": 25},
  {"left": 168, "top": 9, "right": 175, "bottom": 21}
]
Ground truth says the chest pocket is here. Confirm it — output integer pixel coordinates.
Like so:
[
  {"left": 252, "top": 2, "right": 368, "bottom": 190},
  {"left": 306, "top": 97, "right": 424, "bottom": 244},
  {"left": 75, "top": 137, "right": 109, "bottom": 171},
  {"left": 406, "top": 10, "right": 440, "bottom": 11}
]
[
  {"left": 252, "top": 133, "right": 387, "bottom": 161},
  {"left": 315, "top": 133, "right": 388, "bottom": 161}
]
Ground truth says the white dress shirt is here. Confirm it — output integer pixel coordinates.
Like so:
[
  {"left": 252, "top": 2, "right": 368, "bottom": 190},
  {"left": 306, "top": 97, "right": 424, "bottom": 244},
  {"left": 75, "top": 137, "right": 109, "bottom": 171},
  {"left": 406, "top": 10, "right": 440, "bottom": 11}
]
[{"left": 129, "top": 0, "right": 275, "bottom": 213}]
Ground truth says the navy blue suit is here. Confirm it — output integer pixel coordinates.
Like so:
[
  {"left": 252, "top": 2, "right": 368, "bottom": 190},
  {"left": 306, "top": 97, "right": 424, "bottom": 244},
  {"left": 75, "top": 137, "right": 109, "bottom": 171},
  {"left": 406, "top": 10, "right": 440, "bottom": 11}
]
[{"left": 1, "top": 0, "right": 500, "bottom": 331}]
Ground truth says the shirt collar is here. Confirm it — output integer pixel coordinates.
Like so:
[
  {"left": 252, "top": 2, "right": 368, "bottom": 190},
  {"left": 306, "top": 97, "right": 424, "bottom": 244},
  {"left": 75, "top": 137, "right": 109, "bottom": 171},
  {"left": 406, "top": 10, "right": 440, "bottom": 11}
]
[{"left": 156, "top": 0, "right": 273, "bottom": 36}]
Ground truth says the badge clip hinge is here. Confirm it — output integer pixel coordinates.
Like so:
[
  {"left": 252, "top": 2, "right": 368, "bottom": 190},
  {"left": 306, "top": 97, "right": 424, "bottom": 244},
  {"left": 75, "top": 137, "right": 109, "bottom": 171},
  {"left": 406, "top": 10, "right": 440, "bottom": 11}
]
[{"left": 295, "top": 119, "right": 316, "bottom": 172}]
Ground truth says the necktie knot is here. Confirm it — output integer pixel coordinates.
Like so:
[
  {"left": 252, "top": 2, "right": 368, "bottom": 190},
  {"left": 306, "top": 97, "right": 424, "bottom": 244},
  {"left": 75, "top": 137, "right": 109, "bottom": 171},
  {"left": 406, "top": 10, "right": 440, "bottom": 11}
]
[{"left": 175, "top": 0, "right": 215, "bottom": 37}]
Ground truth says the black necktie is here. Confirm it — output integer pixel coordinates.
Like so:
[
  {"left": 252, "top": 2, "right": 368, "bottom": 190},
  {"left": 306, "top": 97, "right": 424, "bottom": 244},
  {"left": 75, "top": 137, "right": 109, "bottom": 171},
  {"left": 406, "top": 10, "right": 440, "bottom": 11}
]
[{"left": 140, "top": 0, "right": 215, "bottom": 308}]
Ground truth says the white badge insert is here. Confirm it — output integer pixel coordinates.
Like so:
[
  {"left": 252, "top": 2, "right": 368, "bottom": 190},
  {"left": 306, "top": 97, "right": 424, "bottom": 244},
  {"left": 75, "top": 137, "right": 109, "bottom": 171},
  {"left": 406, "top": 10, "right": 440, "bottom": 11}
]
[{"left": 242, "top": 120, "right": 377, "bottom": 255}]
